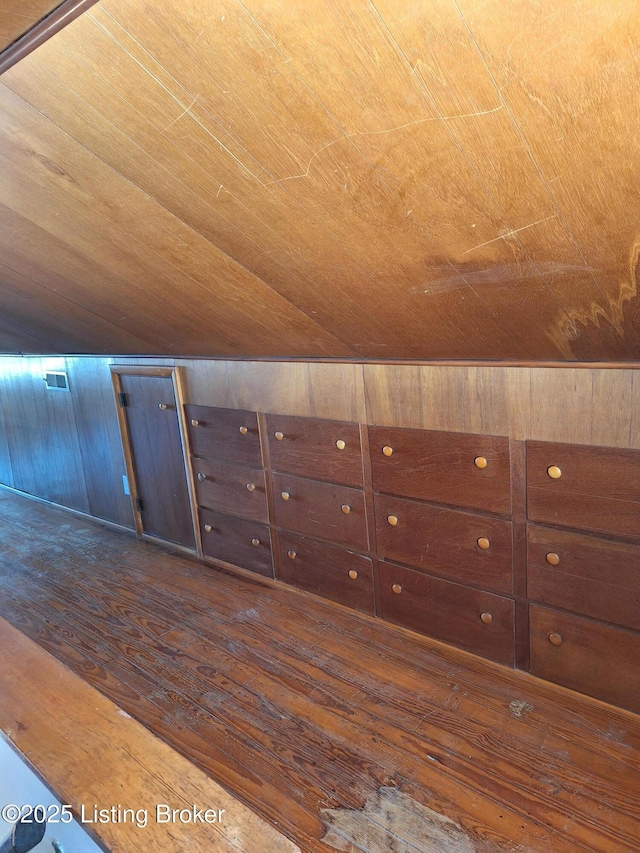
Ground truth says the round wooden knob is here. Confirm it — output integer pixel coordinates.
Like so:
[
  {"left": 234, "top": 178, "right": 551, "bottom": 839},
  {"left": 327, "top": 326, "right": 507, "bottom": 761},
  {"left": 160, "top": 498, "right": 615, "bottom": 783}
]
[
  {"left": 191, "top": 419, "right": 200, "bottom": 427},
  {"left": 197, "top": 472, "right": 207, "bottom": 481},
  {"left": 246, "top": 482, "right": 256, "bottom": 492},
  {"left": 547, "top": 465, "right": 562, "bottom": 479},
  {"left": 275, "top": 431, "right": 284, "bottom": 441},
  {"left": 477, "top": 537, "right": 490, "bottom": 550},
  {"left": 348, "top": 570, "right": 358, "bottom": 580},
  {"left": 287, "top": 549, "right": 297, "bottom": 560},
  {"left": 281, "top": 491, "right": 290, "bottom": 501},
  {"left": 341, "top": 504, "right": 351, "bottom": 515},
  {"left": 480, "top": 612, "right": 493, "bottom": 624},
  {"left": 387, "top": 515, "right": 398, "bottom": 526},
  {"left": 474, "top": 456, "right": 487, "bottom": 469},
  {"left": 239, "top": 425, "right": 248, "bottom": 435},
  {"left": 336, "top": 439, "right": 346, "bottom": 451},
  {"left": 549, "top": 633, "right": 563, "bottom": 646},
  {"left": 251, "top": 538, "right": 260, "bottom": 547},
  {"left": 204, "top": 524, "right": 212, "bottom": 533},
  {"left": 546, "top": 552, "right": 560, "bottom": 566},
  {"left": 391, "top": 583, "right": 402, "bottom": 594},
  {"left": 382, "top": 445, "right": 394, "bottom": 457}
]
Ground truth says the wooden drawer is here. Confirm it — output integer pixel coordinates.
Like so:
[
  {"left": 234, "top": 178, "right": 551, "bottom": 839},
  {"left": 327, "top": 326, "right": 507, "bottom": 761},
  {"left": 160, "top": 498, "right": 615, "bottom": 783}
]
[
  {"left": 193, "top": 458, "right": 268, "bottom": 522},
  {"left": 369, "top": 426, "right": 511, "bottom": 514},
  {"left": 527, "top": 441, "right": 640, "bottom": 538},
  {"left": 278, "top": 533, "right": 374, "bottom": 614},
  {"left": 185, "top": 405, "right": 261, "bottom": 466},
  {"left": 271, "top": 473, "right": 368, "bottom": 550},
  {"left": 375, "top": 494, "right": 513, "bottom": 594},
  {"left": 527, "top": 525, "right": 640, "bottom": 631},
  {"left": 529, "top": 605, "right": 640, "bottom": 714},
  {"left": 199, "top": 509, "right": 273, "bottom": 577},
  {"left": 379, "top": 561, "right": 514, "bottom": 665},
  {"left": 265, "top": 414, "right": 363, "bottom": 487}
]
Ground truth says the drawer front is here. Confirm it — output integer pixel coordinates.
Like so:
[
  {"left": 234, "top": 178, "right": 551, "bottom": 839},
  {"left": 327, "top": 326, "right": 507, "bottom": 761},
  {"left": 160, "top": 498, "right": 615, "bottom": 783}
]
[
  {"left": 193, "top": 459, "right": 268, "bottom": 522},
  {"left": 529, "top": 605, "right": 640, "bottom": 714},
  {"left": 266, "top": 414, "right": 363, "bottom": 487},
  {"left": 527, "top": 441, "right": 640, "bottom": 538},
  {"left": 379, "top": 561, "right": 515, "bottom": 665},
  {"left": 369, "top": 426, "right": 511, "bottom": 514},
  {"left": 375, "top": 494, "right": 513, "bottom": 594},
  {"left": 527, "top": 525, "right": 640, "bottom": 631},
  {"left": 185, "top": 405, "right": 261, "bottom": 465},
  {"left": 278, "top": 533, "right": 374, "bottom": 614},
  {"left": 271, "top": 473, "right": 368, "bottom": 550},
  {"left": 199, "top": 509, "right": 273, "bottom": 577}
]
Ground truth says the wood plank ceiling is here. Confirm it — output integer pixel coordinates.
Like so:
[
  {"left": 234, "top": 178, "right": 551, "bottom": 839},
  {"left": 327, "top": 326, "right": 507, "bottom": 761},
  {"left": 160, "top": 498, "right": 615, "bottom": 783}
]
[
  {"left": 1, "top": 0, "right": 639, "bottom": 360},
  {"left": 0, "top": 1, "right": 61, "bottom": 52}
]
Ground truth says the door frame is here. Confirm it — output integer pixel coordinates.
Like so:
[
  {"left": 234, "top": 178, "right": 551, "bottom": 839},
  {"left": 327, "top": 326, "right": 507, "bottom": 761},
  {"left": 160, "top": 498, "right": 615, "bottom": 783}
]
[{"left": 110, "top": 365, "right": 201, "bottom": 556}]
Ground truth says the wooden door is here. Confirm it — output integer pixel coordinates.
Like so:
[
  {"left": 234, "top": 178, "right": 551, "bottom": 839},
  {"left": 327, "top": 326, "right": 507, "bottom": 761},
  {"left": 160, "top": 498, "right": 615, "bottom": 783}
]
[{"left": 119, "top": 374, "right": 195, "bottom": 548}]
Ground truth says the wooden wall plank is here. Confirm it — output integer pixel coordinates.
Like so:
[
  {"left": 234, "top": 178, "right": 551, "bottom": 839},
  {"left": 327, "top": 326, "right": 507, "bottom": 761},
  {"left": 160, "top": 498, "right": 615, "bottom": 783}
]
[
  {"left": 66, "top": 357, "right": 134, "bottom": 527},
  {"left": 0, "top": 0, "right": 60, "bottom": 50}
]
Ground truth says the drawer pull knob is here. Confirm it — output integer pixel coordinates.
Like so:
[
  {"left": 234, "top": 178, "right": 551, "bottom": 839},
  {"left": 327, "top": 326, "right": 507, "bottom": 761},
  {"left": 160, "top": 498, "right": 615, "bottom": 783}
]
[
  {"left": 204, "top": 524, "right": 212, "bottom": 533},
  {"left": 547, "top": 465, "right": 562, "bottom": 479},
  {"left": 197, "top": 472, "right": 207, "bottom": 481},
  {"left": 341, "top": 504, "right": 351, "bottom": 515},
  {"left": 158, "top": 403, "right": 169, "bottom": 410},
  {"left": 480, "top": 612, "right": 493, "bottom": 625},
  {"left": 239, "top": 425, "right": 248, "bottom": 435},
  {"left": 251, "top": 538, "right": 260, "bottom": 547},
  {"left": 387, "top": 515, "right": 399, "bottom": 526},
  {"left": 382, "top": 445, "right": 394, "bottom": 457},
  {"left": 275, "top": 431, "right": 284, "bottom": 441},
  {"left": 549, "top": 632, "right": 563, "bottom": 646},
  {"left": 474, "top": 456, "right": 487, "bottom": 469},
  {"left": 191, "top": 419, "right": 200, "bottom": 427},
  {"left": 287, "top": 549, "right": 297, "bottom": 560},
  {"left": 477, "top": 537, "right": 490, "bottom": 550},
  {"left": 391, "top": 583, "right": 403, "bottom": 595},
  {"left": 546, "top": 552, "right": 560, "bottom": 566},
  {"left": 336, "top": 439, "right": 346, "bottom": 451},
  {"left": 246, "top": 482, "right": 256, "bottom": 492},
  {"left": 281, "top": 491, "right": 290, "bottom": 501},
  {"left": 348, "top": 569, "right": 358, "bottom": 580}
]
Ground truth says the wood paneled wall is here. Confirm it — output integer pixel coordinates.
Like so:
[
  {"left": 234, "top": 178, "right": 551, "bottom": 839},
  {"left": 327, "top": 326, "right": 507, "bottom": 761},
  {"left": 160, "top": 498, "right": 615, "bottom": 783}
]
[{"left": 1, "top": 356, "right": 637, "bottom": 530}]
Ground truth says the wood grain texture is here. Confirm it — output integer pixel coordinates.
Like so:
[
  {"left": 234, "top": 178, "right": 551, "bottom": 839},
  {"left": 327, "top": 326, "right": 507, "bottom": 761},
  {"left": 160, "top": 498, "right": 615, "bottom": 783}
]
[
  {"left": 375, "top": 494, "right": 513, "bottom": 595},
  {"left": 530, "top": 604, "right": 640, "bottom": 716},
  {"left": 0, "top": 0, "right": 60, "bottom": 49},
  {"left": 527, "top": 525, "right": 640, "bottom": 631},
  {"left": 0, "top": 616, "right": 298, "bottom": 853},
  {"left": 1, "top": 0, "right": 640, "bottom": 358},
  {"left": 3, "top": 488, "right": 640, "bottom": 852},
  {"left": 194, "top": 459, "right": 268, "bottom": 523},
  {"left": 200, "top": 508, "right": 273, "bottom": 578},
  {"left": 186, "top": 405, "right": 262, "bottom": 466}
]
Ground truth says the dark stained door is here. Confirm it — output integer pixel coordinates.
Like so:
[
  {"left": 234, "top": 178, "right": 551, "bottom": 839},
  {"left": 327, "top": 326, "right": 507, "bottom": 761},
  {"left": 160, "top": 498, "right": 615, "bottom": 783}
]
[{"left": 120, "top": 374, "right": 195, "bottom": 548}]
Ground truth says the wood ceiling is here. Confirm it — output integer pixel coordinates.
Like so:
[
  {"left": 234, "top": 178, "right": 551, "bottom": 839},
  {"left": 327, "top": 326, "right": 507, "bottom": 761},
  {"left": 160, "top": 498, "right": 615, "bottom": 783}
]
[{"left": 1, "top": 0, "right": 639, "bottom": 360}]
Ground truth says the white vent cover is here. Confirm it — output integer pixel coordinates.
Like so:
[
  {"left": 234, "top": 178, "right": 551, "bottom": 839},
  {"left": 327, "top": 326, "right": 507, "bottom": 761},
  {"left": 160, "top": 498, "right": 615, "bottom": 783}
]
[{"left": 44, "top": 371, "right": 69, "bottom": 391}]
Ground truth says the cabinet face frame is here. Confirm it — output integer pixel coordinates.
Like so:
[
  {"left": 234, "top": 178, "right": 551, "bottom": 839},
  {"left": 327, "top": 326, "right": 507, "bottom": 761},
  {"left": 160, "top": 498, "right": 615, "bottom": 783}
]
[{"left": 110, "top": 365, "right": 201, "bottom": 557}]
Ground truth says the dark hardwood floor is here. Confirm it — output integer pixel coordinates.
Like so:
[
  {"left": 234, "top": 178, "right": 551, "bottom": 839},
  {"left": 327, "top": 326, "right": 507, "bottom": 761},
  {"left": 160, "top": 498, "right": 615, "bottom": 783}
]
[{"left": 1, "top": 487, "right": 639, "bottom": 852}]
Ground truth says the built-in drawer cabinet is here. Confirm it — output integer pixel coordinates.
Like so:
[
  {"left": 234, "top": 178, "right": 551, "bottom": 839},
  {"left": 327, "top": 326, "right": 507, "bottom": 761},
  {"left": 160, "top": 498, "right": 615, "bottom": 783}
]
[
  {"left": 193, "top": 459, "right": 268, "bottom": 523},
  {"left": 527, "top": 525, "right": 640, "bottom": 631},
  {"left": 529, "top": 604, "right": 640, "bottom": 715},
  {"left": 266, "top": 414, "right": 362, "bottom": 486},
  {"left": 379, "top": 561, "right": 515, "bottom": 665},
  {"left": 375, "top": 494, "right": 513, "bottom": 594},
  {"left": 271, "top": 472, "right": 368, "bottom": 550},
  {"left": 278, "top": 533, "right": 374, "bottom": 614},
  {"left": 186, "top": 405, "right": 262, "bottom": 466},
  {"left": 527, "top": 441, "right": 640, "bottom": 539},
  {"left": 369, "top": 426, "right": 511, "bottom": 515},
  {"left": 199, "top": 509, "right": 273, "bottom": 577}
]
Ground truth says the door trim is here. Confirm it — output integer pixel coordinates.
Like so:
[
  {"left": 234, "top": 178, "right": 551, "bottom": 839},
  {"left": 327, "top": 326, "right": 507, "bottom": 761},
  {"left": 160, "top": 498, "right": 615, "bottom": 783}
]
[{"left": 110, "top": 365, "right": 201, "bottom": 557}]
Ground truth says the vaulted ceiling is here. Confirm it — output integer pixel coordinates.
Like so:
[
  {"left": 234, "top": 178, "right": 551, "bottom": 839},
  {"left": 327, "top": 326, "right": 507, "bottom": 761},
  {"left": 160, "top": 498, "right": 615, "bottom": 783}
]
[{"left": 1, "top": 0, "right": 639, "bottom": 360}]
